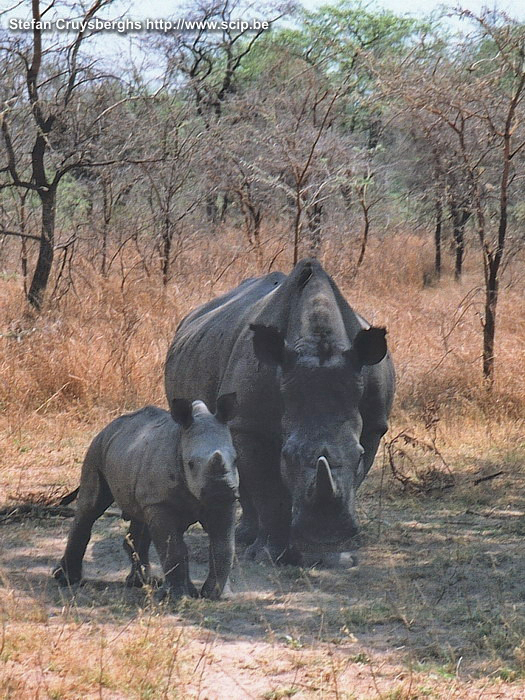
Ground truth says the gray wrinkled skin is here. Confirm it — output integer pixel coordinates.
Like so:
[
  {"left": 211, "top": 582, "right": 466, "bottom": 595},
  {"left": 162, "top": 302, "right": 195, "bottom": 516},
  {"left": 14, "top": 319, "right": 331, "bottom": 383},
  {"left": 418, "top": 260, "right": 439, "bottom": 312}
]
[
  {"left": 165, "top": 259, "right": 395, "bottom": 565},
  {"left": 53, "top": 396, "right": 238, "bottom": 600}
]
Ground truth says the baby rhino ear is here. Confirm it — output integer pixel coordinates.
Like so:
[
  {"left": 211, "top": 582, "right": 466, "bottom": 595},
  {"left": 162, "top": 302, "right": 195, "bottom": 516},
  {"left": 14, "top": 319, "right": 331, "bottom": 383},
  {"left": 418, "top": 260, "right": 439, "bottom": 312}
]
[
  {"left": 170, "top": 398, "right": 193, "bottom": 428},
  {"left": 215, "top": 392, "right": 237, "bottom": 424}
]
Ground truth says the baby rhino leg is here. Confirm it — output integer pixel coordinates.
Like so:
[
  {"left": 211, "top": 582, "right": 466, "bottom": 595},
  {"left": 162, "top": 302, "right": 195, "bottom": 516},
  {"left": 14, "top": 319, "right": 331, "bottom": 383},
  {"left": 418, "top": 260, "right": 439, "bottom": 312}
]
[
  {"left": 123, "top": 519, "right": 152, "bottom": 588},
  {"left": 53, "top": 469, "right": 113, "bottom": 586},
  {"left": 145, "top": 505, "right": 198, "bottom": 600}
]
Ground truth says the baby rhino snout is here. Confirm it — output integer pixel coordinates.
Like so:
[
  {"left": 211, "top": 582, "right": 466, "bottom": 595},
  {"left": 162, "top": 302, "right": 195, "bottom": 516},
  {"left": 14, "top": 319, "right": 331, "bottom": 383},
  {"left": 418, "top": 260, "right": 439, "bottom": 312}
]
[{"left": 200, "top": 450, "right": 239, "bottom": 502}]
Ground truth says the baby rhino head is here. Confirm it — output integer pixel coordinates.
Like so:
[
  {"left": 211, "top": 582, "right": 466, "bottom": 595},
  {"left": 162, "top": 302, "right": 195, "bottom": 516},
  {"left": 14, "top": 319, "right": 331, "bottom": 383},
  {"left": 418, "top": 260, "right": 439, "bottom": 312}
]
[{"left": 170, "top": 393, "right": 238, "bottom": 503}]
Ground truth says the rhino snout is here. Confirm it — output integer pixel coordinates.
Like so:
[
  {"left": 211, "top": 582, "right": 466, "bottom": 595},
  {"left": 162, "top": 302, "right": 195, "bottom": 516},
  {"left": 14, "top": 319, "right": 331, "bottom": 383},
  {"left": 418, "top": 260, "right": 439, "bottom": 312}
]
[
  {"left": 290, "top": 520, "right": 359, "bottom": 551},
  {"left": 290, "top": 495, "right": 359, "bottom": 551},
  {"left": 197, "top": 450, "right": 239, "bottom": 503},
  {"left": 209, "top": 451, "right": 228, "bottom": 476}
]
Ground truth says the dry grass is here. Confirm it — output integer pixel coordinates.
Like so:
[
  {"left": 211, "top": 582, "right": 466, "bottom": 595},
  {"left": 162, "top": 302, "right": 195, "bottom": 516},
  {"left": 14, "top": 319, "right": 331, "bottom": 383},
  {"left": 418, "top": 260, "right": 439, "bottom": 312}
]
[
  {"left": 1, "top": 229, "right": 525, "bottom": 698},
  {"left": 2, "top": 229, "right": 524, "bottom": 421}
]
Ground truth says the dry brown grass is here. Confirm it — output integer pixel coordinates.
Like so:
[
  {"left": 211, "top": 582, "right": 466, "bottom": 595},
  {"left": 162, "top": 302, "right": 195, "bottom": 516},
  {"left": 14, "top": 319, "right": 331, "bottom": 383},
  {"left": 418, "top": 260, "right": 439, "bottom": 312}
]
[
  {"left": 2, "top": 229, "right": 524, "bottom": 429},
  {"left": 1, "top": 229, "right": 525, "bottom": 698}
]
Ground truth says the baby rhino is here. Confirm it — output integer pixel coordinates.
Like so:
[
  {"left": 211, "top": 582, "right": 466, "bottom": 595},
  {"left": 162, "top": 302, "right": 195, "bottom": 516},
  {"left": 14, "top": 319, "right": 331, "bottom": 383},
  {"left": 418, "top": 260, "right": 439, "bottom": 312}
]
[{"left": 53, "top": 394, "right": 238, "bottom": 600}]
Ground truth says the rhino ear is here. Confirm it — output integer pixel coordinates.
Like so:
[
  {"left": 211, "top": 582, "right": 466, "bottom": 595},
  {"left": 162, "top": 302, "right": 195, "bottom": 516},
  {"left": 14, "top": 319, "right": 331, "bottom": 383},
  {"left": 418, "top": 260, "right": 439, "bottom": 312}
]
[
  {"left": 170, "top": 398, "right": 193, "bottom": 429},
  {"left": 346, "top": 327, "right": 387, "bottom": 368},
  {"left": 215, "top": 392, "right": 237, "bottom": 424},
  {"left": 250, "top": 324, "right": 296, "bottom": 369}
]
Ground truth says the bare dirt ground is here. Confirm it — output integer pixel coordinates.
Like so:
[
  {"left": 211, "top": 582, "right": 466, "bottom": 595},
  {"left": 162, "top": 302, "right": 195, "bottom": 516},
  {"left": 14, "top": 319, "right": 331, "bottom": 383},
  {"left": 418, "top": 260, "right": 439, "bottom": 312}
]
[{"left": 1, "top": 455, "right": 524, "bottom": 700}]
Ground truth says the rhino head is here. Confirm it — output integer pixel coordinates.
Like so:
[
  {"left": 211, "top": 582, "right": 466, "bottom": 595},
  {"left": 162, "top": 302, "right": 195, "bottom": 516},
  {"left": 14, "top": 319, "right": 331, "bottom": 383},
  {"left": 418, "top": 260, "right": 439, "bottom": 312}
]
[
  {"left": 251, "top": 323, "right": 387, "bottom": 552},
  {"left": 170, "top": 394, "right": 239, "bottom": 503}
]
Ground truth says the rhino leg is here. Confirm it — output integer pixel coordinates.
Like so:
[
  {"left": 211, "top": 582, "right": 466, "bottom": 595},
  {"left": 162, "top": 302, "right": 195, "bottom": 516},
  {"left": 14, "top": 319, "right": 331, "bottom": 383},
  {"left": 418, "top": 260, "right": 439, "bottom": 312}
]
[
  {"left": 200, "top": 504, "right": 236, "bottom": 600},
  {"left": 145, "top": 505, "right": 198, "bottom": 600},
  {"left": 53, "top": 469, "right": 113, "bottom": 586},
  {"left": 123, "top": 519, "right": 152, "bottom": 588},
  {"left": 235, "top": 483, "right": 258, "bottom": 546},
  {"left": 236, "top": 435, "right": 299, "bottom": 565},
  {"left": 358, "top": 424, "right": 387, "bottom": 488}
]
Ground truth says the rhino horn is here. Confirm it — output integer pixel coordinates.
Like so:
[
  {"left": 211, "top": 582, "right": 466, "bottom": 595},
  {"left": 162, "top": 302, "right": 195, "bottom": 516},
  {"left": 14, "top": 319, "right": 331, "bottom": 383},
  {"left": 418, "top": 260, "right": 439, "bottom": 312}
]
[
  {"left": 315, "top": 456, "right": 337, "bottom": 501},
  {"left": 209, "top": 451, "right": 226, "bottom": 475}
]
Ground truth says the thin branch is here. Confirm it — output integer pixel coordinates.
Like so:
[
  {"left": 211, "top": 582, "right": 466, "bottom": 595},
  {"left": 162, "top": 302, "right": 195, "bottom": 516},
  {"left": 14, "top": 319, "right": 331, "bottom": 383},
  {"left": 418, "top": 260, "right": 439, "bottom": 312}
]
[
  {"left": 64, "top": 0, "right": 111, "bottom": 107},
  {"left": 1, "top": 115, "right": 23, "bottom": 187},
  {"left": 0, "top": 228, "right": 41, "bottom": 242}
]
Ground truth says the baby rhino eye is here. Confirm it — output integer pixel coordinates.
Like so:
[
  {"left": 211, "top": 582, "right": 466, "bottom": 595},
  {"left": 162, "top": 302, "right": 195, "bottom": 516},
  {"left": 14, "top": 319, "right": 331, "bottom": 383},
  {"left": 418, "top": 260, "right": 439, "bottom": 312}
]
[{"left": 188, "top": 460, "right": 195, "bottom": 470}]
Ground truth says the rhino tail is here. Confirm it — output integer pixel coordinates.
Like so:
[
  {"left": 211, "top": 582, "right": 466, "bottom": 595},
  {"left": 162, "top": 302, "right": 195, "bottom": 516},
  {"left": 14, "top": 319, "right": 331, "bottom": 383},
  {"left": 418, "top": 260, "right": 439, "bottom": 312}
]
[{"left": 59, "top": 487, "right": 79, "bottom": 506}]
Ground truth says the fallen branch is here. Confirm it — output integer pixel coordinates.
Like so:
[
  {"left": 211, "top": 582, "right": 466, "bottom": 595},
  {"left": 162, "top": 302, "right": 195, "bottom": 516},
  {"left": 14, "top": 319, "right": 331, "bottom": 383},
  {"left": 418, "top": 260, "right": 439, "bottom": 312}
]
[
  {"left": 384, "top": 430, "right": 454, "bottom": 493},
  {"left": 0, "top": 487, "right": 77, "bottom": 524},
  {"left": 0, "top": 503, "right": 76, "bottom": 524},
  {"left": 473, "top": 471, "right": 505, "bottom": 485}
]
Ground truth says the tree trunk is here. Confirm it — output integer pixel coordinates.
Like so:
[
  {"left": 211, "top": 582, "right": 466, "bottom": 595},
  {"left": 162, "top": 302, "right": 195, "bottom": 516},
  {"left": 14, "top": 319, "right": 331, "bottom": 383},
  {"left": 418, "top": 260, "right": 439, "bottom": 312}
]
[
  {"left": 306, "top": 202, "right": 323, "bottom": 256},
  {"left": 482, "top": 264, "right": 498, "bottom": 385},
  {"left": 449, "top": 200, "right": 470, "bottom": 281},
  {"left": 101, "top": 177, "right": 111, "bottom": 277},
  {"left": 21, "top": 238, "right": 28, "bottom": 296},
  {"left": 293, "top": 188, "right": 303, "bottom": 266},
  {"left": 161, "top": 216, "right": 173, "bottom": 287},
  {"left": 101, "top": 222, "right": 108, "bottom": 278},
  {"left": 20, "top": 191, "right": 29, "bottom": 295},
  {"left": 206, "top": 194, "right": 218, "bottom": 223},
  {"left": 219, "top": 193, "right": 229, "bottom": 222},
  {"left": 454, "top": 229, "right": 464, "bottom": 281},
  {"left": 27, "top": 187, "right": 56, "bottom": 310},
  {"left": 355, "top": 201, "right": 370, "bottom": 272},
  {"left": 367, "top": 118, "right": 381, "bottom": 150},
  {"left": 434, "top": 196, "right": 442, "bottom": 280}
]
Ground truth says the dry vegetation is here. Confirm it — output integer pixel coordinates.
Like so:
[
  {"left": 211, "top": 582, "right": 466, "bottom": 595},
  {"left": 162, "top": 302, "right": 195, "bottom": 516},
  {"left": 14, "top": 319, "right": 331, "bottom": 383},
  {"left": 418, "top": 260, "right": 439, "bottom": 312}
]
[{"left": 1, "top": 231, "right": 524, "bottom": 698}]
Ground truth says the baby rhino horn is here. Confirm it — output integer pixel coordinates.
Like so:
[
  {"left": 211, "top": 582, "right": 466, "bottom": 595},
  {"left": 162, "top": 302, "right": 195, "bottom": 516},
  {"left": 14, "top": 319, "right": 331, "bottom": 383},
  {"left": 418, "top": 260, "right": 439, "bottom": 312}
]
[{"left": 209, "top": 451, "right": 226, "bottom": 475}]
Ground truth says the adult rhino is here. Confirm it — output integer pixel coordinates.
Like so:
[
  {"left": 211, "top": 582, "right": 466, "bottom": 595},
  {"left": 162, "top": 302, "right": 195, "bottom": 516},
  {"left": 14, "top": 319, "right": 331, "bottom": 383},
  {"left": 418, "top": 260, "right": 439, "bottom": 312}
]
[{"left": 165, "top": 259, "right": 394, "bottom": 564}]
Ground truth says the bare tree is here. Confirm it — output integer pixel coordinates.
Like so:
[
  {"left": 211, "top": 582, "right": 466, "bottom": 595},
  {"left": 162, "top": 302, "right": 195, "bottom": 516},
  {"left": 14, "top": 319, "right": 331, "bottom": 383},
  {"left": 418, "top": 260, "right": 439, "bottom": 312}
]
[
  {"left": 0, "top": 0, "right": 137, "bottom": 309},
  {"left": 150, "top": 0, "right": 293, "bottom": 221},
  {"left": 216, "top": 52, "right": 361, "bottom": 263},
  {"left": 140, "top": 99, "right": 204, "bottom": 285},
  {"left": 158, "top": 0, "right": 292, "bottom": 122},
  {"left": 379, "top": 9, "right": 525, "bottom": 385}
]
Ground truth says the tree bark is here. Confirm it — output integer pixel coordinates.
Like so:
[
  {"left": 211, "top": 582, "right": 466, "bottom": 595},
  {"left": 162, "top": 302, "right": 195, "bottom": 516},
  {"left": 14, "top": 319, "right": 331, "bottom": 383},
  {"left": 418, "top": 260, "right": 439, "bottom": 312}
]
[
  {"left": 161, "top": 215, "right": 173, "bottom": 287},
  {"left": 449, "top": 199, "right": 470, "bottom": 281},
  {"left": 434, "top": 196, "right": 442, "bottom": 280},
  {"left": 306, "top": 202, "right": 323, "bottom": 256},
  {"left": 292, "top": 187, "right": 303, "bottom": 266},
  {"left": 482, "top": 266, "right": 498, "bottom": 384},
  {"left": 454, "top": 227, "right": 464, "bottom": 281},
  {"left": 27, "top": 187, "right": 56, "bottom": 310}
]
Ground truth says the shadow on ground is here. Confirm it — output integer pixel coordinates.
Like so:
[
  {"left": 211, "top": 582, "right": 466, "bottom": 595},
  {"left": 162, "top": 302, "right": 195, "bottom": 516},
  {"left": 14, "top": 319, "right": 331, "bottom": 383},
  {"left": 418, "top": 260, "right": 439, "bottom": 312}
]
[{"left": 1, "top": 476, "right": 524, "bottom": 681}]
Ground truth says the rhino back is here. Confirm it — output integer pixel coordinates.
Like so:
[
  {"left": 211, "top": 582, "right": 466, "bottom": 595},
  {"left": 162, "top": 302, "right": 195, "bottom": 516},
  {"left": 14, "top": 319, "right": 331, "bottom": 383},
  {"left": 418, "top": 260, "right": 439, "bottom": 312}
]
[
  {"left": 165, "top": 272, "right": 285, "bottom": 411},
  {"left": 97, "top": 406, "right": 183, "bottom": 519}
]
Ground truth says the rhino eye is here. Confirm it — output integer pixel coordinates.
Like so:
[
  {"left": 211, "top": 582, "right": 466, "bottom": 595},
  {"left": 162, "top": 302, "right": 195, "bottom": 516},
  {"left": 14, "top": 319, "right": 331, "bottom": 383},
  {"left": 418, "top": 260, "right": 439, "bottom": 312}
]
[{"left": 188, "top": 460, "right": 195, "bottom": 470}]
